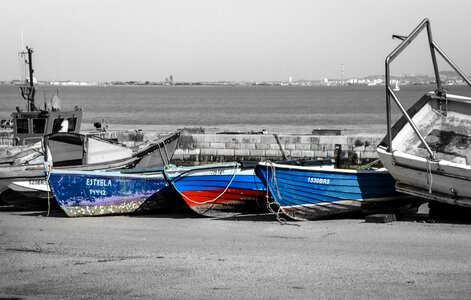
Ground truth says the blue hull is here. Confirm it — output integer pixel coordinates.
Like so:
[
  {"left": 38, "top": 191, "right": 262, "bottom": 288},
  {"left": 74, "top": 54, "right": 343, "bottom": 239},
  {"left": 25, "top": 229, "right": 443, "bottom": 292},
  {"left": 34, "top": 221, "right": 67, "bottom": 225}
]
[
  {"left": 165, "top": 163, "right": 266, "bottom": 217},
  {"left": 49, "top": 169, "right": 167, "bottom": 217},
  {"left": 255, "top": 162, "right": 405, "bottom": 220}
]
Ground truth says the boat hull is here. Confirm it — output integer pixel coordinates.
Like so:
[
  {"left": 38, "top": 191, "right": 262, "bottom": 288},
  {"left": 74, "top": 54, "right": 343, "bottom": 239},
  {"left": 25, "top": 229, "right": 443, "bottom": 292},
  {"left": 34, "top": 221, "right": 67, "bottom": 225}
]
[
  {"left": 378, "top": 146, "right": 471, "bottom": 208},
  {"left": 165, "top": 163, "right": 266, "bottom": 217},
  {"left": 255, "top": 162, "right": 408, "bottom": 220},
  {"left": 377, "top": 93, "right": 471, "bottom": 208},
  {"left": 48, "top": 170, "right": 167, "bottom": 217}
]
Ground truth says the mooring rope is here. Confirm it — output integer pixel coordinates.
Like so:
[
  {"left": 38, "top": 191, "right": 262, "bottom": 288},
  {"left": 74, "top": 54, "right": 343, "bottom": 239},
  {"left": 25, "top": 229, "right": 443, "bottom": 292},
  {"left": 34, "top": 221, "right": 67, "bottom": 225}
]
[
  {"left": 164, "top": 163, "right": 239, "bottom": 205},
  {"left": 44, "top": 159, "right": 52, "bottom": 218},
  {"left": 46, "top": 170, "right": 51, "bottom": 217},
  {"left": 42, "top": 139, "right": 53, "bottom": 217},
  {"left": 264, "top": 161, "right": 289, "bottom": 225}
]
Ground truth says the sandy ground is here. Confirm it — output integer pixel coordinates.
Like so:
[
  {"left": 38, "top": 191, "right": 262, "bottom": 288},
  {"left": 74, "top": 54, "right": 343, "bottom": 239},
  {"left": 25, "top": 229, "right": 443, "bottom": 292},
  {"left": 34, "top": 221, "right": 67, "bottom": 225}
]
[{"left": 1, "top": 205, "right": 470, "bottom": 299}]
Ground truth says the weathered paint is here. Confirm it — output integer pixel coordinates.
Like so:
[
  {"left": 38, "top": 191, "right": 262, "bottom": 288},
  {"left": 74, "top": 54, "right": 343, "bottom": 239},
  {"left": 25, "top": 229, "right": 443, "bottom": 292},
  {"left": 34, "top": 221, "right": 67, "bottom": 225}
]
[
  {"left": 49, "top": 170, "right": 167, "bottom": 217},
  {"left": 165, "top": 163, "right": 266, "bottom": 217}
]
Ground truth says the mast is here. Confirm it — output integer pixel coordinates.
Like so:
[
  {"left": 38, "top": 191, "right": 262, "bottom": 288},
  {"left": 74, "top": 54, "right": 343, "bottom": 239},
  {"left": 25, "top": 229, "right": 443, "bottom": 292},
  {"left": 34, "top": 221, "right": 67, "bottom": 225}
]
[
  {"left": 19, "top": 46, "right": 37, "bottom": 111},
  {"left": 26, "top": 47, "right": 36, "bottom": 111}
]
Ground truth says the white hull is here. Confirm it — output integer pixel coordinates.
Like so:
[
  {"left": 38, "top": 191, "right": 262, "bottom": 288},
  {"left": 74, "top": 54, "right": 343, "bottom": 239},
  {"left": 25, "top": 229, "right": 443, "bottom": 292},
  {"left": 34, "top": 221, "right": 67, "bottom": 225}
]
[
  {"left": 377, "top": 146, "right": 471, "bottom": 208},
  {"left": 9, "top": 179, "right": 50, "bottom": 193}
]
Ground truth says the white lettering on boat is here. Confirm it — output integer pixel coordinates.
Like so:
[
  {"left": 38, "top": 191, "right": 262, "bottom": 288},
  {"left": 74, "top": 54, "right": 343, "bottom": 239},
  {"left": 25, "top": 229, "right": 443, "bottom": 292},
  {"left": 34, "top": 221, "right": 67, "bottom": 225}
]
[
  {"left": 85, "top": 178, "right": 112, "bottom": 187},
  {"left": 307, "top": 177, "right": 330, "bottom": 184},
  {"left": 89, "top": 189, "right": 107, "bottom": 196},
  {"left": 209, "top": 169, "right": 225, "bottom": 175}
]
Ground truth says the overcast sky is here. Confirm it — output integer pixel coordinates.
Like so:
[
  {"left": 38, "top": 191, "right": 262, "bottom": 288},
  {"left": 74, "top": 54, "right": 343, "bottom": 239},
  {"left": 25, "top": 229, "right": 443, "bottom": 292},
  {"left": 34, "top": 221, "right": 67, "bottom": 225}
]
[{"left": 1, "top": 0, "right": 471, "bottom": 82}]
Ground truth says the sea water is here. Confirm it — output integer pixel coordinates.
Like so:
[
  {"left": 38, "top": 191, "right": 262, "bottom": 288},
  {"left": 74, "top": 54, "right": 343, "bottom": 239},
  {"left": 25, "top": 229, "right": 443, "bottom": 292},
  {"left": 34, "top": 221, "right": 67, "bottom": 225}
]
[{"left": 1, "top": 84, "right": 470, "bottom": 134}]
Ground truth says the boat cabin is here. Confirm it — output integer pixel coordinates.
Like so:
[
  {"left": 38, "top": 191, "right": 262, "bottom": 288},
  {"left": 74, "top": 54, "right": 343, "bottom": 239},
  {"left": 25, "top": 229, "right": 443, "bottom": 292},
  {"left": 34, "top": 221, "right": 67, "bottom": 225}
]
[
  {"left": 11, "top": 108, "right": 83, "bottom": 145},
  {"left": 45, "top": 132, "right": 132, "bottom": 167}
]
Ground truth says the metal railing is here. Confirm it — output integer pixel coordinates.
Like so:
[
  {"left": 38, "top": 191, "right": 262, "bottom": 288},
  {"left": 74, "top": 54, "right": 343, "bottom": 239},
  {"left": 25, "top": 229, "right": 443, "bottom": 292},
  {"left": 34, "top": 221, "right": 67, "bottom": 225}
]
[{"left": 385, "top": 18, "right": 471, "bottom": 159}]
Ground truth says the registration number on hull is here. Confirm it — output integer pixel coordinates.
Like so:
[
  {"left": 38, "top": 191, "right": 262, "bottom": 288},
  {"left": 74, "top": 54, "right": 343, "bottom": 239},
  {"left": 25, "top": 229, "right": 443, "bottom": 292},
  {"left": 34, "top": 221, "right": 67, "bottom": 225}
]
[
  {"left": 307, "top": 177, "right": 330, "bottom": 185},
  {"left": 28, "top": 179, "right": 48, "bottom": 186}
]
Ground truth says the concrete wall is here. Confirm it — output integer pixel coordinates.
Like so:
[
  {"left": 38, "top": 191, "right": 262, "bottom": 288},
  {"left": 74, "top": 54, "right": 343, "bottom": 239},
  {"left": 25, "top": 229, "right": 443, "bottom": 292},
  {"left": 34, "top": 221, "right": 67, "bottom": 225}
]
[
  {"left": 173, "top": 130, "right": 384, "bottom": 166},
  {"left": 0, "top": 128, "right": 385, "bottom": 167}
]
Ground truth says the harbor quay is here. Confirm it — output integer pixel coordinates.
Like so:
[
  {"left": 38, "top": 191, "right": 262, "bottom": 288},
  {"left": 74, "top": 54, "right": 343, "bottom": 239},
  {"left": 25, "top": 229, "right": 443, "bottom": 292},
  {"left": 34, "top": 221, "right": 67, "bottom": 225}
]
[{"left": 116, "top": 128, "right": 384, "bottom": 166}]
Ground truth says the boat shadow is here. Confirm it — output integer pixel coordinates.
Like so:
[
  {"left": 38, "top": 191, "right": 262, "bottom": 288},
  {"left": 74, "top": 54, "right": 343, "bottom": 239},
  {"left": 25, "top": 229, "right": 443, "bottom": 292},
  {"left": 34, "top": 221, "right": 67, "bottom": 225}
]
[
  {"left": 217, "top": 204, "right": 471, "bottom": 224},
  {"left": 2, "top": 200, "right": 470, "bottom": 224},
  {"left": 0, "top": 204, "right": 67, "bottom": 217},
  {"left": 214, "top": 213, "right": 283, "bottom": 222},
  {"left": 0, "top": 203, "right": 201, "bottom": 219}
]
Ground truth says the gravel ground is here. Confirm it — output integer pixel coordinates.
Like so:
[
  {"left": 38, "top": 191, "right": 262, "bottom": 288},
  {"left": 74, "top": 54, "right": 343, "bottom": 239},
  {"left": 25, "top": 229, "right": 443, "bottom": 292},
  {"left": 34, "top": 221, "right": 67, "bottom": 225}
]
[{"left": 0, "top": 206, "right": 470, "bottom": 299}]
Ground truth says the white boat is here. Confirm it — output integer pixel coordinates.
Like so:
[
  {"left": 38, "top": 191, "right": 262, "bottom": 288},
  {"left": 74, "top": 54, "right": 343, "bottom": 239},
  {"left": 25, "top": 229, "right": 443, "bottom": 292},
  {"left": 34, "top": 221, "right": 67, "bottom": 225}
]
[{"left": 377, "top": 19, "right": 471, "bottom": 210}]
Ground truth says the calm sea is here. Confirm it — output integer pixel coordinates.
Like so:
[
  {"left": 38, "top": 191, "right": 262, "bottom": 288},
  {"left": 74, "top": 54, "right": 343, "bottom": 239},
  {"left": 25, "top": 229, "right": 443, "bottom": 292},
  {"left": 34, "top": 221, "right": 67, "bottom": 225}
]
[{"left": 1, "top": 84, "right": 470, "bottom": 134}]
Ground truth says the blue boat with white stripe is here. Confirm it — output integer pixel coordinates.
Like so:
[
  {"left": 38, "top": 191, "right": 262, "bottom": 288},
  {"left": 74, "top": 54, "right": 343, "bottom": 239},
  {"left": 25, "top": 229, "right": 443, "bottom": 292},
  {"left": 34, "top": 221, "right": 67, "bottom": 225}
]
[{"left": 255, "top": 160, "right": 411, "bottom": 220}]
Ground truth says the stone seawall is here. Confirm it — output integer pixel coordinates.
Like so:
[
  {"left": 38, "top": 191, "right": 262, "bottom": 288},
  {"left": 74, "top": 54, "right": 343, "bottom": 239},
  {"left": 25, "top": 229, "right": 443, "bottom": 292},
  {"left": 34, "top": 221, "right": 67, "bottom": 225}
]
[
  {"left": 0, "top": 128, "right": 385, "bottom": 167},
  {"left": 172, "top": 129, "right": 384, "bottom": 167}
]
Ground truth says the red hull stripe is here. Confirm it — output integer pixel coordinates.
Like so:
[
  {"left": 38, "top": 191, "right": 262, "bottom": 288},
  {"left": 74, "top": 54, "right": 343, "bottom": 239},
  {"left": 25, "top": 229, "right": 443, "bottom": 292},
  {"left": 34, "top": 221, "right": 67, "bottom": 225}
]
[{"left": 181, "top": 188, "right": 264, "bottom": 208}]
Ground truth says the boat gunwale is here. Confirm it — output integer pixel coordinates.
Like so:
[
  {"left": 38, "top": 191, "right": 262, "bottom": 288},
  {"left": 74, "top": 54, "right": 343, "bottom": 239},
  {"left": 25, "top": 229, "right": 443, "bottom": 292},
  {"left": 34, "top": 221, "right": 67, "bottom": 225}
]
[
  {"left": 49, "top": 169, "right": 165, "bottom": 179},
  {"left": 257, "top": 161, "right": 389, "bottom": 174}
]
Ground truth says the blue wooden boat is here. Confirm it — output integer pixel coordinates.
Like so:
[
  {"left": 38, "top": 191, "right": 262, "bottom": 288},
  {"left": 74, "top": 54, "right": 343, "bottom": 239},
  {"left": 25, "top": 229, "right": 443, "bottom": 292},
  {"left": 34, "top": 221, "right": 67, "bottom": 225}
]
[
  {"left": 48, "top": 169, "right": 167, "bottom": 217},
  {"left": 164, "top": 162, "right": 266, "bottom": 217},
  {"left": 255, "top": 160, "right": 409, "bottom": 220}
]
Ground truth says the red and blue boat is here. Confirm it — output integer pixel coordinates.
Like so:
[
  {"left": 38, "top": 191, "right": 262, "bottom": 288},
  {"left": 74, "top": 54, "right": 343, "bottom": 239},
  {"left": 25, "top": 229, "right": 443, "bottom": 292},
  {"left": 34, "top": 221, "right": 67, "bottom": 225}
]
[
  {"left": 48, "top": 168, "right": 167, "bottom": 217},
  {"left": 164, "top": 162, "right": 266, "bottom": 217},
  {"left": 255, "top": 160, "right": 413, "bottom": 220}
]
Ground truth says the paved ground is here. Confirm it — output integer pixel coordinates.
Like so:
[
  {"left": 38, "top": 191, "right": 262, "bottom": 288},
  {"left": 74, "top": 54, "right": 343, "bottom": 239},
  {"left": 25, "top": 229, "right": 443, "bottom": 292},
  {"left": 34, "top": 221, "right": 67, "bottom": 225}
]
[{"left": 1, "top": 206, "right": 470, "bottom": 299}]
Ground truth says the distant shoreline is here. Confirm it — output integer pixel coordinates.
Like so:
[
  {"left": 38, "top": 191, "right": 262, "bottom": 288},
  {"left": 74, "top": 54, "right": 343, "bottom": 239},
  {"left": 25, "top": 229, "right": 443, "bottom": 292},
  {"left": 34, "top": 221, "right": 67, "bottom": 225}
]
[{"left": 0, "top": 70, "right": 467, "bottom": 88}]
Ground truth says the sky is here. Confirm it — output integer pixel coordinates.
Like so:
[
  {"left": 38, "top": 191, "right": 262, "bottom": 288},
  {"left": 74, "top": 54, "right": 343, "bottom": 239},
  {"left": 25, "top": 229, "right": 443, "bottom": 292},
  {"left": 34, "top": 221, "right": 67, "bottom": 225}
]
[{"left": 1, "top": 0, "right": 471, "bottom": 82}]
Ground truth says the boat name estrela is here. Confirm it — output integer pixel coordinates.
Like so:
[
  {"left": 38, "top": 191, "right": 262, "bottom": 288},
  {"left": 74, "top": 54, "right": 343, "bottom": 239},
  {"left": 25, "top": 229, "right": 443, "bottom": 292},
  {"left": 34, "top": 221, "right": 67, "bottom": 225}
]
[{"left": 86, "top": 178, "right": 112, "bottom": 187}]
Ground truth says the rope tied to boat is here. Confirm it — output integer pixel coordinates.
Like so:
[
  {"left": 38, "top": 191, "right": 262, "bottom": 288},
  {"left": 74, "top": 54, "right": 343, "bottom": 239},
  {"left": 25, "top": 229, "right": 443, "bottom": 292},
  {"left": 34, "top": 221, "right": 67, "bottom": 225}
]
[
  {"left": 264, "top": 161, "right": 299, "bottom": 226},
  {"left": 163, "top": 162, "right": 239, "bottom": 206},
  {"left": 43, "top": 145, "right": 53, "bottom": 217}
]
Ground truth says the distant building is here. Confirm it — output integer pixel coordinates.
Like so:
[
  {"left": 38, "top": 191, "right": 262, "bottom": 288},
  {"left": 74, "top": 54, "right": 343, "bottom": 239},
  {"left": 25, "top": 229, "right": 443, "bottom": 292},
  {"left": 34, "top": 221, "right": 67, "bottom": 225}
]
[{"left": 165, "top": 75, "right": 174, "bottom": 85}]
